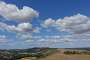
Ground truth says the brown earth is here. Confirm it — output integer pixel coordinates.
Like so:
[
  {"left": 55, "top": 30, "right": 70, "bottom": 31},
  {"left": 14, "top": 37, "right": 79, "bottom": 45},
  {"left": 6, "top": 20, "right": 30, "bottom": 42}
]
[{"left": 38, "top": 49, "right": 90, "bottom": 60}]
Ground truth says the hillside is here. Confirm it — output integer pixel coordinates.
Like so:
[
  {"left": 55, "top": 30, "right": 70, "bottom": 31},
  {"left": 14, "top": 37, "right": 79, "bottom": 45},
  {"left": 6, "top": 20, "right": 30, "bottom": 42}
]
[
  {"left": 0, "top": 48, "right": 90, "bottom": 60},
  {"left": 39, "top": 49, "right": 90, "bottom": 60}
]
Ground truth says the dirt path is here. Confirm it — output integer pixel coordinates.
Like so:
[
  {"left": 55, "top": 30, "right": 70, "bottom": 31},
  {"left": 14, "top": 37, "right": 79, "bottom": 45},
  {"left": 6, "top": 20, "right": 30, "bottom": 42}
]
[{"left": 39, "top": 50, "right": 90, "bottom": 60}]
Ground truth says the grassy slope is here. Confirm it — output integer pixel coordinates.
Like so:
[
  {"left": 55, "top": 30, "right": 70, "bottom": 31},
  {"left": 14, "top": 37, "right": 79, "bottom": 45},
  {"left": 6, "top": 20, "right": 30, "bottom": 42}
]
[{"left": 38, "top": 49, "right": 90, "bottom": 60}]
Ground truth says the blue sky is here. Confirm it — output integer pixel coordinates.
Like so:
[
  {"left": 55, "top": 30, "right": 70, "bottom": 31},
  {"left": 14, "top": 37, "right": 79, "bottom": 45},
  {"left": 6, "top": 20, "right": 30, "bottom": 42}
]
[
  {"left": 2, "top": 0, "right": 90, "bottom": 18},
  {"left": 0, "top": 0, "right": 90, "bottom": 49}
]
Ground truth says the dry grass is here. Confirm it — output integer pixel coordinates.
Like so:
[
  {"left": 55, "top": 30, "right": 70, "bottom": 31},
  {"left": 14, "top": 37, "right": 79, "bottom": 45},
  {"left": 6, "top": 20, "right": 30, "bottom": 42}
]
[
  {"left": 38, "top": 49, "right": 90, "bottom": 60},
  {"left": 39, "top": 53, "right": 90, "bottom": 60}
]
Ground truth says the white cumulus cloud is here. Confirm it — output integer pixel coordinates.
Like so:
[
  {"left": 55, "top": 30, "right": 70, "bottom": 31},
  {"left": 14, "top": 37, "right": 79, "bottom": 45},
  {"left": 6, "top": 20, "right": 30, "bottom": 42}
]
[
  {"left": 0, "top": 22, "right": 33, "bottom": 33},
  {"left": 0, "top": 1, "right": 39, "bottom": 22},
  {"left": 56, "top": 14, "right": 90, "bottom": 34},
  {"left": 42, "top": 18, "right": 55, "bottom": 28},
  {"left": 42, "top": 14, "right": 90, "bottom": 34}
]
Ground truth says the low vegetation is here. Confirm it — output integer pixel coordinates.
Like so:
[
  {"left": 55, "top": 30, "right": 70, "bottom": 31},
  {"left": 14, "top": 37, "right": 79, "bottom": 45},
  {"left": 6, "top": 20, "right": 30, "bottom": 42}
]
[
  {"left": 64, "top": 50, "right": 90, "bottom": 55},
  {"left": 0, "top": 48, "right": 57, "bottom": 60}
]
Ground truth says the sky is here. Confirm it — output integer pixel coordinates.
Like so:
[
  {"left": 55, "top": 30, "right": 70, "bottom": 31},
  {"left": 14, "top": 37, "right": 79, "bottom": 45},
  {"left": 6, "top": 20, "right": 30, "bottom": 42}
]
[{"left": 0, "top": 0, "right": 90, "bottom": 49}]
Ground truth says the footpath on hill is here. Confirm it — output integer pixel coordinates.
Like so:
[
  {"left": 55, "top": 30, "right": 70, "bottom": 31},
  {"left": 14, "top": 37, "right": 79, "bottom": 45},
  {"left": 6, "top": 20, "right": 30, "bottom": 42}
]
[{"left": 38, "top": 49, "right": 90, "bottom": 60}]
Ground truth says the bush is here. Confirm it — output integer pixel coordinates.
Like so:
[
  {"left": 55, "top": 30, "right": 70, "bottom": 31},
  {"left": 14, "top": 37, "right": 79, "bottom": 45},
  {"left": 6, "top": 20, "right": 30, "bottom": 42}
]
[{"left": 64, "top": 50, "right": 90, "bottom": 55}]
